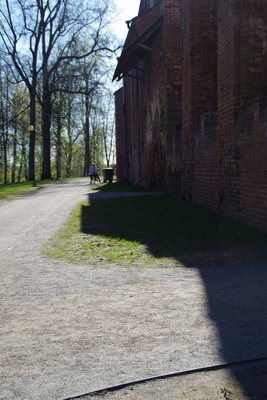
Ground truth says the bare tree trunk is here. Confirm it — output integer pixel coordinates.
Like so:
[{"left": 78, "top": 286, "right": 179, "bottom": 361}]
[
  {"left": 56, "top": 112, "right": 62, "bottom": 180},
  {"left": 41, "top": 85, "right": 52, "bottom": 180},
  {"left": 66, "top": 144, "right": 73, "bottom": 178},
  {"left": 3, "top": 85, "right": 9, "bottom": 184},
  {"left": 18, "top": 135, "right": 28, "bottom": 182},
  {"left": 66, "top": 101, "right": 73, "bottom": 178},
  {"left": 12, "top": 126, "right": 17, "bottom": 183},
  {"left": 28, "top": 91, "right": 36, "bottom": 182},
  {"left": 85, "top": 80, "right": 91, "bottom": 176}
]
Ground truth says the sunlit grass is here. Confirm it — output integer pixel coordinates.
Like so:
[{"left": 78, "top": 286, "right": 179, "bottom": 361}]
[
  {"left": 0, "top": 177, "right": 86, "bottom": 201},
  {"left": 44, "top": 191, "right": 267, "bottom": 267},
  {"left": 0, "top": 181, "right": 39, "bottom": 201}
]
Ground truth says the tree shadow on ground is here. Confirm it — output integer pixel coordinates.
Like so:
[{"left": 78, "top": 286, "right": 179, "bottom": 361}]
[{"left": 81, "top": 192, "right": 267, "bottom": 398}]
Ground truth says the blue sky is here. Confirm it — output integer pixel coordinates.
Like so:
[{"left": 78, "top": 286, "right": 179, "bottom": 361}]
[
  {"left": 115, "top": 0, "right": 140, "bottom": 19},
  {"left": 113, "top": 0, "right": 140, "bottom": 38}
]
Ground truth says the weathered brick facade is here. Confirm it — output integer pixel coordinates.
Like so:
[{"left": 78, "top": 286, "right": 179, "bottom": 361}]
[{"left": 114, "top": 0, "right": 267, "bottom": 229}]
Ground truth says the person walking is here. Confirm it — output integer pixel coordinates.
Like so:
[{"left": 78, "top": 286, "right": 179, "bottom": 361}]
[{"left": 89, "top": 163, "right": 100, "bottom": 184}]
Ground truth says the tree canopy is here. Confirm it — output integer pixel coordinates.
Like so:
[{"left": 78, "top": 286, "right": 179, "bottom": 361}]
[{"left": 0, "top": 0, "right": 120, "bottom": 183}]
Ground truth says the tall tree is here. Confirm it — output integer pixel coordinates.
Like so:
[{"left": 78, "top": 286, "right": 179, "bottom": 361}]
[
  {"left": 0, "top": 0, "right": 118, "bottom": 180},
  {"left": 101, "top": 91, "right": 115, "bottom": 168},
  {"left": 0, "top": 63, "right": 13, "bottom": 183}
]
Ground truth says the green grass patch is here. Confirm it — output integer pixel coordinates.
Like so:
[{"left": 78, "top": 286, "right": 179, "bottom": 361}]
[
  {"left": 0, "top": 178, "right": 86, "bottom": 201},
  {"left": 0, "top": 181, "right": 41, "bottom": 201},
  {"left": 44, "top": 193, "right": 267, "bottom": 267}
]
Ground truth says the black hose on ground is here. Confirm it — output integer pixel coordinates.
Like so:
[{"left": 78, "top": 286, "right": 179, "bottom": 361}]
[{"left": 64, "top": 356, "right": 267, "bottom": 399}]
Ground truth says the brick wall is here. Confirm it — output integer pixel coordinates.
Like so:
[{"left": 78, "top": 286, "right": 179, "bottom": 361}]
[
  {"left": 139, "top": 30, "right": 168, "bottom": 190},
  {"left": 124, "top": 73, "right": 139, "bottom": 183},
  {"left": 114, "top": 88, "right": 125, "bottom": 181},
  {"left": 217, "top": 0, "right": 267, "bottom": 227},
  {"left": 217, "top": 0, "right": 242, "bottom": 218},
  {"left": 116, "top": 0, "right": 182, "bottom": 191},
  {"left": 183, "top": 0, "right": 267, "bottom": 228},
  {"left": 115, "top": 0, "right": 267, "bottom": 229},
  {"left": 237, "top": 96, "right": 267, "bottom": 229},
  {"left": 164, "top": 0, "right": 183, "bottom": 194},
  {"left": 181, "top": 0, "right": 218, "bottom": 203}
]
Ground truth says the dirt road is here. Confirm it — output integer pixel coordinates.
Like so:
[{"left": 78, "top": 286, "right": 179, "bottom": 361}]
[{"left": 1, "top": 180, "right": 267, "bottom": 400}]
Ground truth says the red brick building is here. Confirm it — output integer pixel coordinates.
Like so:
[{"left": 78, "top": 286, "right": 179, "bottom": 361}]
[{"left": 113, "top": 0, "right": 267, "bottom": 229}]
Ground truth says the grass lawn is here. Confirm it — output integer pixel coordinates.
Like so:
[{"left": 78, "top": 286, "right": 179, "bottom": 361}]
[
  {"left": 45, "top": 183, "right": 267, "bottom": 267},
  {"left": 0, "top": 178, "right": 84, "bottom": 202},
  {"left": 0, "top": 181, "right": 41, "bottom": 201}
]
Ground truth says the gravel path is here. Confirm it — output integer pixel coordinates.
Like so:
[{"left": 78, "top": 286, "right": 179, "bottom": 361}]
[{"left": 0, "top": 179, "right": 267, "bottom": 400}]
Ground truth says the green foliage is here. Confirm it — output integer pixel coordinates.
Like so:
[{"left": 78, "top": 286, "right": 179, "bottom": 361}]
[
  {"left": 0, "top": 1, "right": 117, "bottom": 183},
  {"left": 220, "top": 387, "right": 231, "bottom": 398}
]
